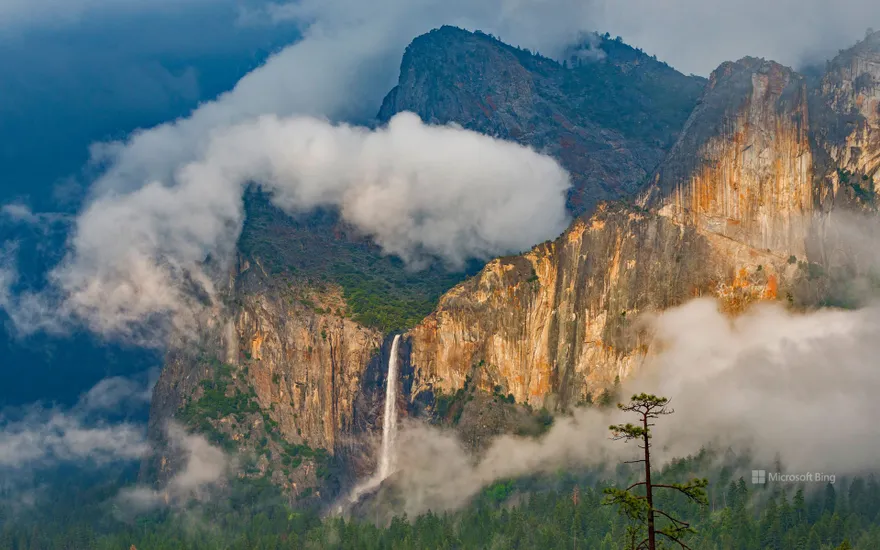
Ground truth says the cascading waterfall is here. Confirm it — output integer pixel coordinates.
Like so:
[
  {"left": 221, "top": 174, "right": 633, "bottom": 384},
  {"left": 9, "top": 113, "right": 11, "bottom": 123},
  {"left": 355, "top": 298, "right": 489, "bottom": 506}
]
[
  {"left": 377, "top": 334, "right": 401, "bottom": 479},
  {"left": 339, "top": 334, "right": 402, "bottom": 510}
]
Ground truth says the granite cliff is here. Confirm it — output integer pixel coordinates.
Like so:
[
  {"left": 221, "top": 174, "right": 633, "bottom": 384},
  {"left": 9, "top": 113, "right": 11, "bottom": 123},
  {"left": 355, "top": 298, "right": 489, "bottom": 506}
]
[
  {"left": 143, "top": 28, "right": 705, "bottom": 495},
  {"left": 814, "top": 30, "right": 880, "bottom": 185},
  {"left": 144, "top": 29, "right": 880, "bottom": 501},
  {"left": 405, "top": 35, "right": 880, "bottom": 410}
]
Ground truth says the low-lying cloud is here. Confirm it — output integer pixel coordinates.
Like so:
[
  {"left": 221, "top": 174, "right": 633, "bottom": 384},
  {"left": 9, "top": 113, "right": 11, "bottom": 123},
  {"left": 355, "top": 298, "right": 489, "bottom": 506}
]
[
  {"left": 0, "top": 371, "right": 230, "bottom": 512},
  {"left": 78, "top": 369, "right": 158, "bottom": 412},
  {"left": 3, "top": 113, "right": 570, "bottom": 340},
  {"left": 0, "top": 371, "right": 156, "bottom": 470},
  {"left": 0, "top": 414, "right": 147, "bottom": 468},
  {"left": 118, "top": 423, "right": 231, "bottom": 512},
  {"left": 379, "top": 298, "right": 880, "bottom": 515}
]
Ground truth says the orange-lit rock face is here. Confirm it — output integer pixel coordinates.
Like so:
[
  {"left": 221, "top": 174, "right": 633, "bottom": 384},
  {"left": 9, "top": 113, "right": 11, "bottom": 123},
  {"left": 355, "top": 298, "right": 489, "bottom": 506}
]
[
  {"left": 407, "top": 205, "right": 787, "bottom": 408},
  {"left": 647, "top": 59, "right": 813, "bottom": 258},
  {"left": 407, "top": 60, "right": 816, "bottom": 408},
  {"left": 148, "top": 270, "right": 382, "bottom": 464}
]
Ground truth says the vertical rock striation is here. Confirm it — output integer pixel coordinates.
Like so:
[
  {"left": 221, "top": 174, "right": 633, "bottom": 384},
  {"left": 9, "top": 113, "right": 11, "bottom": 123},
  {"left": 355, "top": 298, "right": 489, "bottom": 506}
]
[
  {"left": 642, "top": 58, "right": 814, "bottom": 257},
  {"left": 407, "top": 203, "right": 784, "bottom": 409},
  {"left": 231, "top": 263, "right": 382, "bottom": 453},
  {"left": 144, "top": 257, "right": 383, "bottom": 494},
  {"left": 812, "top": 30, "right": 880, "bottom": 205}
]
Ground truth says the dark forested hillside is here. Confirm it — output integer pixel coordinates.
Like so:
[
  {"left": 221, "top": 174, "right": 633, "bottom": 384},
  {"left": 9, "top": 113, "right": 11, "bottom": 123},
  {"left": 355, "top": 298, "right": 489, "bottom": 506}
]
[{"left": 3, "top": 451, "right": 878, "bottom": 549}]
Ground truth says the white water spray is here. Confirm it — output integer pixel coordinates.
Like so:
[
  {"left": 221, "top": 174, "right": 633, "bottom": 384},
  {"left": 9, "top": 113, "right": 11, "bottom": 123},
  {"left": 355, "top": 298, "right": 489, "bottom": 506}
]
[{"left": 338, "top": 334, "right": 402, "bottom": 509}]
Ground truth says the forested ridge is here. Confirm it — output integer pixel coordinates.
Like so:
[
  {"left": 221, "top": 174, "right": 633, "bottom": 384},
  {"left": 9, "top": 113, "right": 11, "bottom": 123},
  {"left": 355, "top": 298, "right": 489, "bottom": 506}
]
[{"left": 3, "top": 451, "right": 878, "bottom": 549}]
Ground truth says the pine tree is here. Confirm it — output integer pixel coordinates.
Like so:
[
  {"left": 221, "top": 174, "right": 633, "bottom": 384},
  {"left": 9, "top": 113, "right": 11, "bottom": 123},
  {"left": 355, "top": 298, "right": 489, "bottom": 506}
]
[
  {"left": 825, "top": 482, "right": 838, "bottom": 514},
  {"left": 602, "top": 393, "right": 708, "bottom": 550}
]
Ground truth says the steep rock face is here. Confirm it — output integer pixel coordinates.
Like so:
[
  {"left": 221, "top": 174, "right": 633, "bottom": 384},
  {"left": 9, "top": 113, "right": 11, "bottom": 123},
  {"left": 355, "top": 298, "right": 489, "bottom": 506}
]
[
  {"left": 641, "top": 58, "right": 814, "bottom": 257},
  {"left": 407, "top": 58, "right": 816, "bottom": 409},
  {"left": 144, "top": 258, "right": 385, "bottom": 495},
  {"left": 147, "top": 32, "right": 880, "bottom": 493},
  {"left": 821, "top": 32, "right": 880, "bottom": 176},
  {"left": 378, "top": 26, "right": 704, "bottom": 214},
  {"left": 407, "top": 204, "right": 786, "bottom": 408},
  {"left": 813, "top": 31, "right": 880, "bottom": 201},
  {"left": 143, "top": 194, "right": 473, "bottom": 497},
  {"left": 231, "top": 261, "right": 382, "bottom": 453}
]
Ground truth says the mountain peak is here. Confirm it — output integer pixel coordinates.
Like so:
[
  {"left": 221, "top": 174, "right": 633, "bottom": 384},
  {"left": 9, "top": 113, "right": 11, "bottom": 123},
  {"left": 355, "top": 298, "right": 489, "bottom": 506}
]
[
  {"left": 851, "top": 28, "right": 880, "bottom": 54},
  {"left": 379, "top": 27, "right": 704, "bottom": 215},
  {"left": 708, "top": 56, "right": 797, "bottom": 87}
]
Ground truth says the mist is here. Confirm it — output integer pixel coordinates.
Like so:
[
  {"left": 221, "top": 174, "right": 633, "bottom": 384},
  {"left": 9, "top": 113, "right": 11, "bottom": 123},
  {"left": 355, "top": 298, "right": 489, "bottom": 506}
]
[
  {"left": 0, "top": 0, "right": 878, "bottom": 523},
  {"left": 117, "top": 423, "right": 231, "bottom": 512},
  {"left": 380, "top": 298, "right": 880, "bottom": 516},
  {"left": 585, "top": 0, "right": 880, "bottom": 75},
  {"left": 0, "top": 370, "right": 155, "bottom": 471},
  {"left": 1, "top": 113, "right": 570, "bottom": 340}
]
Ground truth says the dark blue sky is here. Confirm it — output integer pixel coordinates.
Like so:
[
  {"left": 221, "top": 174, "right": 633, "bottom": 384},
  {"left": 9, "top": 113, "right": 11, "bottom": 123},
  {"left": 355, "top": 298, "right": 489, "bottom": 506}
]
[
  {"left": 0, "top": 2, "right": 299, "bottom": 210},
  {"left": 0, "top": 1, "right": 299, "bottom": 406}
]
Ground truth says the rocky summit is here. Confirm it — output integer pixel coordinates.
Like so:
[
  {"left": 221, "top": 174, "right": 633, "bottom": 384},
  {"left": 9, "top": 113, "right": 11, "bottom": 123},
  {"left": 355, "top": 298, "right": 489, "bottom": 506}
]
[{"left": 378, "top": 26, "right": 705, "bottom": 215}]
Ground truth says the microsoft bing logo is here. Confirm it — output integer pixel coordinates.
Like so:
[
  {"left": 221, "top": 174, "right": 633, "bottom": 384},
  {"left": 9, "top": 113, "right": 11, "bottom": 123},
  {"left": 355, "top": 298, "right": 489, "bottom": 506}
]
[{"left": 752, "top": 470, "right": 766, "bottom": 485}]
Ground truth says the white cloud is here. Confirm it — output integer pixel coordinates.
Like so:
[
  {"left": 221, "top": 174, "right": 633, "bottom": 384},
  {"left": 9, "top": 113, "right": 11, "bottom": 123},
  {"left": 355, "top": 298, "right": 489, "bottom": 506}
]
[
  {"left": 0, "top": 252, "right": 14, "bottom": 314},
  {"left": 586, "top": 0, "right": 880, "bottom": 75},
  {"left": 78, "top": 369, "right": 158, "bottom": 412},
  {"left": 5, "top": 0, "right": 875, "bottom": 76},
  {"left": 1, "top": 0, "right": 875, "bottom": 415},
  {"left": 5, "top": 0, "right": 875, "bottom": 341},
  {"left": 0, "top": 414, "right": 148, "bottom": 467},
  {"left": 83, "top": 0, "right": 619, "bottom": 199},
  {"left": 639, "top": 299, "right": 880, "bottom": 473},
  {"left": 236, "top": 0, "right": 880, "bottom": 82},
  {"left": 1, "top": 203, "right": 68, "bottom": 232},
  {"left": 7, "top": 112, "right": 570, "bottom": 339},
  {"left": 2, "top": 0, "right": 592, "bottom": 341}
]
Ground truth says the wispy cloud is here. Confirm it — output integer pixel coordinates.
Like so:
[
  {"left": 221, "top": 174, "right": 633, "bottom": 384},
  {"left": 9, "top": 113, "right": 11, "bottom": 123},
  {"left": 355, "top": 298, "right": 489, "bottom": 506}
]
[
  {"left": 0, "top": 370, "right": 156, "bottom": 470},
  {"left": 117, "top": 422, "right": 231, "bottom": 512},
  {"left": 0, "top": 414, "right": 148, "bottom": 467},
  {"left": 3, "top": 112, "right": 571, "bottom": 341},
  {"left": 4, "top": 0, "right": 876, "bottom": 343}
]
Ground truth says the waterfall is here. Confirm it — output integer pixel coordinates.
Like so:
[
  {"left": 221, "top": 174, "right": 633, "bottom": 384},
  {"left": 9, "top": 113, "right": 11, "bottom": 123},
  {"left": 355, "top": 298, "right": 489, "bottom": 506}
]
[
  {"left": 377, "top": 334, "right": 401, "bottom": 479},
  {"left": 338, "top": 334, "right": 402, "bottom": 510}
]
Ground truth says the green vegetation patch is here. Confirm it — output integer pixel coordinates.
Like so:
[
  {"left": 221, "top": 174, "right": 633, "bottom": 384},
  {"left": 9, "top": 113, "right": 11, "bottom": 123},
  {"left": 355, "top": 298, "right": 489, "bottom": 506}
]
[{"left": 237, "top": 192, "right": 483, "bottom": 332}]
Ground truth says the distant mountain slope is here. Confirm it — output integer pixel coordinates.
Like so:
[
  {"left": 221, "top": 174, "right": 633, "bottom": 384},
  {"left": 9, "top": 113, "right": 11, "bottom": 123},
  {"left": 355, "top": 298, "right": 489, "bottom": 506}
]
[{"left": 378, "top": 26, "right": 706, "bottom": 214}]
